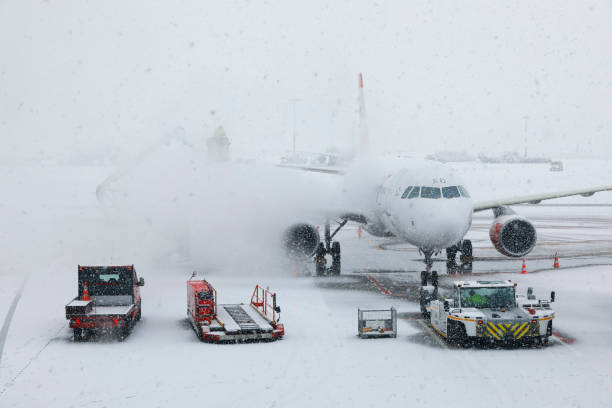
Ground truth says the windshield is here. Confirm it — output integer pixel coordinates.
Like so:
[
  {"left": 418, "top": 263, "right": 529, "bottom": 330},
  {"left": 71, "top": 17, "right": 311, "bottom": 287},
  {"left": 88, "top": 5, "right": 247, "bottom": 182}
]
[
  {"left": 80, "top": 268, "right": 134, "bottom": 296},
  {"left": 458, "top": 185, "right": 470, "bottom": 198},
  {"left": 460, "top": 287, "right": 515, "bottom": 308},
  {"left": 442, "top": 186, "right": 460, "bottom": 198},
  {"left": 401, "top": 186, "right": 413, "bottom": 199},
  {"left": 408, "top": 186, "right": 420, "bottom": 199},
  {"left": 420, "top": 187, "right": 441, "bottom": 199}
]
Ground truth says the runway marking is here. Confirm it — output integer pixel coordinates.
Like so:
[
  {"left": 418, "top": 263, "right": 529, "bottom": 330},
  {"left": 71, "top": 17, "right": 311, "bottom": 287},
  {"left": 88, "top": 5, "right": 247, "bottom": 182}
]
[
  {"left": 0, "top": 277, "right": 28, "bottom": 372},
  {"left": 366, "top": 274, "right": 391, "bottom": 295},
  {"left": 552, "top": 331, "right": 575, "bottom": 344},
  {"left": 550, "top": 335, "right": 580, "bottom": 355}
]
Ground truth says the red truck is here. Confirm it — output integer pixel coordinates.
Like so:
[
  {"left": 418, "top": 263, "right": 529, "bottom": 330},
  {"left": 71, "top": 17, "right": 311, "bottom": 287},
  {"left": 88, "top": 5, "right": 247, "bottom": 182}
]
[
  {"left": 187, "top": 278, "right": 284, "bottom": 343},
  {"left": 65, "top": 265, "right": 144, "bottom": 341}
]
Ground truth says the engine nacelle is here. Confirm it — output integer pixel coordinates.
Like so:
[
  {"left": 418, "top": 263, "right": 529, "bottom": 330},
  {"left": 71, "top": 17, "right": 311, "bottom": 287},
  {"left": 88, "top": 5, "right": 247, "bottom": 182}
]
[
  {"left": 282, "top": 223, "right": 320, "bottom": 259},
  {"left": 489, "top": 215, "right": 537, "bottom": 257}
]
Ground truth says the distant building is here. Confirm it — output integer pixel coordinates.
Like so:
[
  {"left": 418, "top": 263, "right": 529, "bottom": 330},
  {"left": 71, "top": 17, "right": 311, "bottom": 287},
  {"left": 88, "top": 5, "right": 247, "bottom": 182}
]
[
  {"left": 478, "top": 151, "right": 551, "bottom": 164},
  {"left": 550, "top": 161, "right": 564, "bottom": 172},
  {"left": 206, "top": 126, "right": 230, "bottom": 162},
  {"left": 426, "top": 150, "right": 476, "bottom": 163}
]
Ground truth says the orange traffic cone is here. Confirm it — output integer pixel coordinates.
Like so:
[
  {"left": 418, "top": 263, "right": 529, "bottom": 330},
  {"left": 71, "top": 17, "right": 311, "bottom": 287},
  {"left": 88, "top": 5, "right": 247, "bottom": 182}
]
[
  {"left": 357, "top": 225, "right": 362, "bottom": 239},
  {"left": 82, "top": 282, "right": 90, "bottom": 301},
  {"left": 553, "top": 252, "right": 560, "bottom": 269},
  {"left": 521, "top": 259, "right": 527, "bottom": 274}
]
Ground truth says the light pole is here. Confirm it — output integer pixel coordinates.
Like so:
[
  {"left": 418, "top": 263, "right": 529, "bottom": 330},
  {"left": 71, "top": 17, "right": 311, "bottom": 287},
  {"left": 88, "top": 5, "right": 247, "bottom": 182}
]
[
  {"left": 289, "top": 98, "right": 302, "bottom": 155},
  {"left": 523, "top": 116, "right": 528, "bottom": 159}
]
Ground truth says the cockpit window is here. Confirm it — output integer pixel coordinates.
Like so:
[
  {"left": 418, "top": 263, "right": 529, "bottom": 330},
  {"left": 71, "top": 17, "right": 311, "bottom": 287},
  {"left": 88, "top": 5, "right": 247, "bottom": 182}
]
[
  {"left": 442, "top": 186, "right": 460, "bottom": 199},
  {"left": 421, "top": 187, "right": 441, "bottom": 199},
  {"left": 408, "top": 186, "right": 420, "bottom": 199},
  {"left": 401, "top": 186, "right": 413, "bottom": 199},
  {"left": 458, "top": 185, "right": 470, "bottom": 198}
]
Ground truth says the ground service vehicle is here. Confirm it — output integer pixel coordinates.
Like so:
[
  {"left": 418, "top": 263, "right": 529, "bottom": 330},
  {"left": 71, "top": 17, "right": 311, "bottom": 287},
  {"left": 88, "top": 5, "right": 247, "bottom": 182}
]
[
  {"left": 421, "top": 279, "right": 555, "bottom": 346},
  {"left": 65, "top": 265, "right": 144, "bottom": 341},
  {"left": 187, "top": 278, "right": 284, "bottom": 343}
]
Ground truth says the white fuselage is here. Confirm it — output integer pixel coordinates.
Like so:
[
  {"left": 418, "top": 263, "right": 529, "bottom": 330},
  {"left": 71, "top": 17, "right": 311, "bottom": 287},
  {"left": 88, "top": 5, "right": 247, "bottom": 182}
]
[{"left": 342, "top": 157, "right": 473, "bottom": 252}]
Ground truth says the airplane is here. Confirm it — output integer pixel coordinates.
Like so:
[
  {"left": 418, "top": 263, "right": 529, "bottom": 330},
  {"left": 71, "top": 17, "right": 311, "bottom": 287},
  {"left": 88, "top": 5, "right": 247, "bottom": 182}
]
[{"left": 281, "top": 73, "right": 612, "bottom": 277}]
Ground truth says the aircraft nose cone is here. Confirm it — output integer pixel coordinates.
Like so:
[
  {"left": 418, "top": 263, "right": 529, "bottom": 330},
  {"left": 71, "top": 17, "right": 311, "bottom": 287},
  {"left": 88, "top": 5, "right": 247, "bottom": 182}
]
[{"left": 412, "top": 201, "right": 472, "bottom": 249}]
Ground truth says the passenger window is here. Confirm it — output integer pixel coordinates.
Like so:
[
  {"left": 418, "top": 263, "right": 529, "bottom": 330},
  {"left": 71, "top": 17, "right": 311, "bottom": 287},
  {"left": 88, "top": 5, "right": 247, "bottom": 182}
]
[
  {"left": 442, "top": 186, "right": 460, "bottom": 199},
  {"left": 401, "top": 186, "right": 413, "bottom": 199},
  {"left": 408, "top": 186, "right": 420, "bottom": 199},
  {"left": 458, "top": 185, "right": 471, "bottom": 198},
  {"left": 421, "top": 187, "right": 441, "bottom": 199}
]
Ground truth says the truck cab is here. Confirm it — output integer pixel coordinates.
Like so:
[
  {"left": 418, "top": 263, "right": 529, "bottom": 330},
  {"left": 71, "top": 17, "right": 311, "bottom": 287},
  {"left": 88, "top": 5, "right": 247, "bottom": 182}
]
[{"left": 77, "top": 265, "right": 144, "bottom": 307}]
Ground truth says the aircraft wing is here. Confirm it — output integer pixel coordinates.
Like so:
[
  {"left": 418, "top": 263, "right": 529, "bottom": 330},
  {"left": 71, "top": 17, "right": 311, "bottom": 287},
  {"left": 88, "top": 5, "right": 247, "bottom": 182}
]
[
  {"left": 473, "top": 185, "right": 612, "bottom": 212},
  {"left": 276, "top": 164, "right": 345, "bottom": 175}
]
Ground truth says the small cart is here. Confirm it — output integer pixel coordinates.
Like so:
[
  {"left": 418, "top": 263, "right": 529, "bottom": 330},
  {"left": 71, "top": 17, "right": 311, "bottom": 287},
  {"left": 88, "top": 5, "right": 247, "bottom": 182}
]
[{"left": 358, "top": 307, "right": 397, "bottom": 338}]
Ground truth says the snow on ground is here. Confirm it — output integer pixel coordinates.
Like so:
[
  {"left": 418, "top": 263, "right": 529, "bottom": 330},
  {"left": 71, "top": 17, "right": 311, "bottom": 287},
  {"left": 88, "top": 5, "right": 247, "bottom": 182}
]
[{"left": 1, "top": 159, "right": 612, "bottom": 407}]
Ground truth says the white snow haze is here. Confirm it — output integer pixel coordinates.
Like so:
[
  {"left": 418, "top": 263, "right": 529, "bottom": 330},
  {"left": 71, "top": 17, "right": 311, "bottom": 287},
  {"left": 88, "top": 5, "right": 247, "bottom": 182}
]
[
  {"left": 2, "top": 2, "right": 612, "bottom": 408},
  {"left": 1, "top": 0, "right": 612, "bottom": 162}
]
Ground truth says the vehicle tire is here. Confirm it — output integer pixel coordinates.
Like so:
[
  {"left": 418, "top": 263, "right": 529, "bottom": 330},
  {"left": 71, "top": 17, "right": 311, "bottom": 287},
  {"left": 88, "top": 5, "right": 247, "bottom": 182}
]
[
  {"left": 460, "top": 240, "right": 473, "bottom": 258},
  {"left": 546, "top": 321, "right": 552, "bottom": 337},
  {"left": 136, "top": 305, "right": 142, "bottom": 321},
  {"left": 119, "top": 325, "right": 131, "bottom": 341},
  {"left": 73, "top": 328, "right": 84, "bottom": 342},
  {"left": 448, "top": 320, "right": 470, "bottom": 347}
]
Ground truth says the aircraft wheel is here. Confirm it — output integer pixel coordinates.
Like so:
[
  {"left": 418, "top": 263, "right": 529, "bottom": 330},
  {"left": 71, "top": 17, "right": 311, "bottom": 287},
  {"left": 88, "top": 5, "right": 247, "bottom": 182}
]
[
  {"left": 331, "top": 241, "right": 341, "bottom": 255},
  {"left": 460, "top": 240, "right": 473, "bottom": 258},
  {"left": 420, "top": 270, "right": 428, "bottom": 286},
  {"left": 420, "top": 299, "right": 430, "bottom": 319},
  {"left": 430, "top": 271, "right": 438, "bottom": 287},
  {"left": 330, "top": 242, "right": 341, "bottom": 275},
  {"left": 446, "top": 246, "right": 458, "bottom": 261},
  {"left": 314, "top": 243, "right": 326, "bottom": 276}
]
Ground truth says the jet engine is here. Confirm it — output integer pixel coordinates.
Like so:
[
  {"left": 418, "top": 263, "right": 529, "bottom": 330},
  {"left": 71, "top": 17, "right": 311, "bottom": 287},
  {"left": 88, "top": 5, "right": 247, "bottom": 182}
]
[
  {"left": 282, "top": 223, "right": 320, "bottom": 259},
  {"left": 489, "top": 213, "right": 537, "bottom": 257}
]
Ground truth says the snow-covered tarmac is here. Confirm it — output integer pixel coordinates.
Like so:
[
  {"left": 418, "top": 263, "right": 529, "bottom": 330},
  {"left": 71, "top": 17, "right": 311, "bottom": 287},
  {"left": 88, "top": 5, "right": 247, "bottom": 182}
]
[{"left": 1, "top": 161, "right": 612, "bottom": 407}]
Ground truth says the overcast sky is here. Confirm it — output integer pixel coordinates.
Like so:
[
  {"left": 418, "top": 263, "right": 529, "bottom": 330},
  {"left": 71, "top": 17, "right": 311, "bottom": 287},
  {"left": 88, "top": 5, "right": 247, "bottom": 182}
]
[{"left": 1, "top": 1, "right": 611, "bottom": 162}]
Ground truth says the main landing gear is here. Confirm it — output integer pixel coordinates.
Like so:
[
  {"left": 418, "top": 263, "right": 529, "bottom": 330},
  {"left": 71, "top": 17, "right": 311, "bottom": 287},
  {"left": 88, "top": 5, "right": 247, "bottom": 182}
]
[
  {"left": 445, "top": 239, "right": 473, "bottom": 263},
  {"left": 314, "top": 219, "right": 346, "bottom": 276},
  {"left": 445, "top": 239, "right": 473, "bottom": 275}
]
